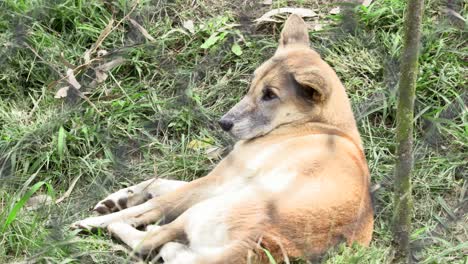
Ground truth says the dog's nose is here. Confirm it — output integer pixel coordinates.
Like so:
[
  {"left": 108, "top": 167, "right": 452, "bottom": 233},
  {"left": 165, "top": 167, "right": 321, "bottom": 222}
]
[{"left": 218, "top": 119, "right": 233, "bottom": 132}]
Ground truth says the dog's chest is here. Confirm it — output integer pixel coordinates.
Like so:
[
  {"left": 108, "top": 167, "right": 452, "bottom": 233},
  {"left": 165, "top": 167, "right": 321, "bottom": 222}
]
[{"left": 225, "top": 141, "right": 298, "bottom": 193}]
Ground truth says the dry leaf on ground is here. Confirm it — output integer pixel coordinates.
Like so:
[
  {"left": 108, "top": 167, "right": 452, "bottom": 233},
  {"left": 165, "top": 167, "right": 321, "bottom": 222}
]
[
  {"left": 329, "top": 7, "right": 340, "bottom": 15},
  {"left": 362, "top": 0, "right": 373, "bottom": 7},
  {"left": 90, "top": 57, "right": 125, "bottom": 87},
  {"left": 255, "top": 8, "right": 317, "bottom": 23},
  {"left": 446, "top": 8, "right": 466, "bottom": 23},
  {"left": 206, "top": 147, "right": 224, "bottom": 161},
  {"left": 97, "top": 49, "right": 108, "bottom": 57},
  {"left": 306, "top": 21, "right": 325, "bottom": 31},
  {"left": 129, "top": 18, "right": 155, "bottom": 41},
  {"left": 66, "top": 68, "right": 81, "bottom": 89},
  {"left": 83, "top": 49, "right": 91, "bottom": 64},
  {"left": 188, "top": 139, "right": 213, "bottom": 150},
  {"left": 55, "top": 68, "right": 81, "bottom": 98},
  {"left": 183, "top": 20, "right": 195, "bottom": 34},
  {"left": 25, "top": 194, "right": 53, "bottom": 211},
  {"left": 91, "top": 18, "right": 115, "bottom": 54},
  {"left": 55, "top": 86, "right": 70, "bottom": 98}
]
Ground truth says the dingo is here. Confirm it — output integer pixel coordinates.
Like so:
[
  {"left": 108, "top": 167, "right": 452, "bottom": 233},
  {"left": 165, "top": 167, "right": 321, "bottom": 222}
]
[{"left": 72, "top": 15, "right": 373, "bottom": 264}]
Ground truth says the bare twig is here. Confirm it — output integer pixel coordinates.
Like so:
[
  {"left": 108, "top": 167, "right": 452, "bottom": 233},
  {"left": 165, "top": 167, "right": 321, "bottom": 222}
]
[
  {"left": 79, "top": 92, "right": 105, "bottom": 117},
  {"left": 55, "top": 174, "right": 82, "bottom": 204}
]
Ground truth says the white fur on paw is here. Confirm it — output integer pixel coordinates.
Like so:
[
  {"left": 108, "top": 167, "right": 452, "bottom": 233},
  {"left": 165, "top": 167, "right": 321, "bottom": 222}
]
[
  {"left": 108, "top": 222, "right": 149, "bottom": 250},
  {"left": 159, "top": 242, "right": 190, "bottom": 262},
  {"left": 145, "top": 224, "right": 161, "bottom": 232}
]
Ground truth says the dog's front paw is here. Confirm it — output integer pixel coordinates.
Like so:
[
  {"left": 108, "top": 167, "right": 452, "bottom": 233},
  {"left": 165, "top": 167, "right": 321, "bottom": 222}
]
[{"left": 93, "top": 188, "right": 151, "bottom": 215}]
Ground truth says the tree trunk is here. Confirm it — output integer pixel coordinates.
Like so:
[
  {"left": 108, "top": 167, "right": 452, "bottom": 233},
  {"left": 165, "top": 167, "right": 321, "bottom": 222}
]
[{"left": 393, "top": 0, "right": 424, "bottom": 261}]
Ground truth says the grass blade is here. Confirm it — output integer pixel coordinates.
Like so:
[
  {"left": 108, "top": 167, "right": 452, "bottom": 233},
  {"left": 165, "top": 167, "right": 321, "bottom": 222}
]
[
  {"left": 2, "top": 181, "right": 52, "bottom": 232},
  {"left": 57, "top": 126, "right": 66, "bottom": 161},
  {"left": 261, "top": 247, "right": 278, "bottom": 264},
  {"left": 421, "top": 241, "right": 468, "bottom": 264}
]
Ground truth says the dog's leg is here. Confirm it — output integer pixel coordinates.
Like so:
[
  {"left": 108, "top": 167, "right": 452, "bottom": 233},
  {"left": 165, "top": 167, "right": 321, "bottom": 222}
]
[
  {"left": 106, "top": 222, "right": 149, "bottom": 250},
  {"left": 107, "top": 209, "right": 249, "bottom": 264},
  {"left": 156, "top": 192, "right": 268, "bottom": 264},
  {"left": 158, "top": 242, "right": 196, "bottom": 264},
  {"left": 71, "top": 175, "right": 218, "bottom": 230},
  {"left": 106, "top": 227, "right": 202, "bottom": 263},
  {"left": 105, "top": 190, "right": 270, "bottom": 264},
  {"left": 108, "top": 214, "right": 186, "bottom": 256},
  {"left": 159, "top": 241, "right": 254, "bottom": 264},
  {"left": 94, "top": 179, "right": 187, "bottom": 214}
]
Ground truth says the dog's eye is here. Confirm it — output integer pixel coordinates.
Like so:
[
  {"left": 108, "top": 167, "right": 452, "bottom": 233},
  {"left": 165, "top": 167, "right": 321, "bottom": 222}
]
[{"left": 262, "top": 88, "right": 278, "bottom": 101}]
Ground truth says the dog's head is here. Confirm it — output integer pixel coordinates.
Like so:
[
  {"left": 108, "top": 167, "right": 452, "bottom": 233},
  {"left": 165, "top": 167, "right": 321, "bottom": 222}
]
[{"left": 219, "top": 15, "right": 352, "bottom": 140}]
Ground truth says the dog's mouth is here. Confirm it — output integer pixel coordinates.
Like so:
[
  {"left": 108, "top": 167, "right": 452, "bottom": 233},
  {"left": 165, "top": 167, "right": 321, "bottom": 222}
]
[
  {"left": 219, "top": 121, "right": 248, "bottom": 140},
  {"left": 224, "top": 121, "right": 273, "bottom": 141},
  {"left": 218, "top": 118, "right": 234, "bottom": 132}
]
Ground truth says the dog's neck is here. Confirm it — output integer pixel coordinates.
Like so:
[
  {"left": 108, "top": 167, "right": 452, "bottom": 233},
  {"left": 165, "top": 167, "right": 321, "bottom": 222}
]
[
  {"left": 267, "top": 121, "right": 363, "bottom": 150},
  {"left": 316, "top": 62, "right": 362, "bottom": 147}
]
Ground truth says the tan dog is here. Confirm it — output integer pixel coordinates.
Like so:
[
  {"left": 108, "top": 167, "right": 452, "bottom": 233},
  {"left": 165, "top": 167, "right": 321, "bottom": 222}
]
[{"left": 72, "top": 15, "right": 373, "bottom": 263}]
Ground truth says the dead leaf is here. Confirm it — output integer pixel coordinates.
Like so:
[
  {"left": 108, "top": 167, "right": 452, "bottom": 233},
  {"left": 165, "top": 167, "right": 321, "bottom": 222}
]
[
  {"left": 307, "top": 21, "right": 325, "bottom": 31},
  {"left": 183, "top": 20, "right": 195, "bottom": 34},
  {"left": 188, "top": 139, "right": 213, "bottom": 150},
  {"left": 206, "top": 147, "right": 223, "bottom": 160},
  {"left": 255, "top": 8, "right": 317, "bottom": 23},
  {"left": 55, "top": 86, "right": 70, "bottom": 98},
  {"left": 111, "top": 244, "right": 130, "bottom": 253},
  {"left": 362, "top": 0, "right": 373, "bottom": 7},
  {"left": 83, "top": 49, "right": 91, "bottom": 64},
  {"left": 262, "top": 0, "right": 273, "bottom": 5},
  {"left": 90, "top": 57, "right": 125, "bottom": 86},
  {"left": 446, "top": 8, "right": 466, "bottom": 23},
  {"left": 129, "top": 18, "right": 155, "bottom": 42},
  {"left": 92, "top": 18, "right": 115, "bottom": 54},
  {"left": 25, "top": 194, "right": 53, "bottom": 211},
  {"left": 66, "top": 68, "right": 81, "bottom": 89},
  {"left": 98, "top": 57, "right": 125, "bottom": 72},
  {"left": 97, "top": 49, "right": 108, "bottom": 57},
  {"left": 370, "top": 183, "right": 381, "bottom": 193},
  {"left": 93, "top": 71, "right": 108, "bottom": 85},
  {"left": 330, "top": 7, "right": 340, "bottom": 14}
]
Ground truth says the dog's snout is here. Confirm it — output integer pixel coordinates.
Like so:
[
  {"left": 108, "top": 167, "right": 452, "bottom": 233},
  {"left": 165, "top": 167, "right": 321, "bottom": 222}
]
[{"left": 218, "top": 119, "right": 234, "bottom": 132}]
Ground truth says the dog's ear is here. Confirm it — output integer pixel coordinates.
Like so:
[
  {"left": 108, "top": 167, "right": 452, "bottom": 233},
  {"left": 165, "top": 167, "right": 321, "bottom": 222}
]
[
  {"left": 278, "top": 14, "right": 310, "bottom": 50},
  {"left": 293, "top": 68, "right": 329, "bottom": 102}
]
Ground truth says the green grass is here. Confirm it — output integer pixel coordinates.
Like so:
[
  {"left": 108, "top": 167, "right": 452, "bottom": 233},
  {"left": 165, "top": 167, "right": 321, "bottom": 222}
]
[{"left": 0, "top": 0, "right": 466, "bottom": 263}]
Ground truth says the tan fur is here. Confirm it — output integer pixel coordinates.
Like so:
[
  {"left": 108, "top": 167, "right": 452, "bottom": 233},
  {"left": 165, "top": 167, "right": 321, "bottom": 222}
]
[{"left": 72, "top": 15, "right": 373, "bottom": 263}]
